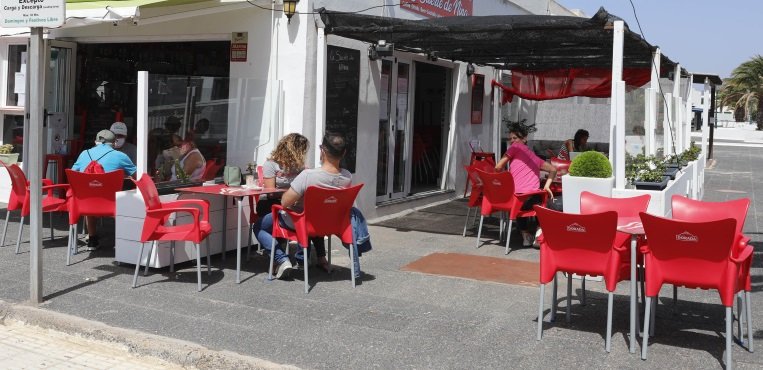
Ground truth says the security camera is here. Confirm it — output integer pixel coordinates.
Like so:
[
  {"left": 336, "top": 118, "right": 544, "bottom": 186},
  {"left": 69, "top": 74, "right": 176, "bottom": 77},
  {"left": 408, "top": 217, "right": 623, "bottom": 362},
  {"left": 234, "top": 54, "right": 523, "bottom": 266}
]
[{"left": 375, "top": 40, "right": 394, "bottom": 57}]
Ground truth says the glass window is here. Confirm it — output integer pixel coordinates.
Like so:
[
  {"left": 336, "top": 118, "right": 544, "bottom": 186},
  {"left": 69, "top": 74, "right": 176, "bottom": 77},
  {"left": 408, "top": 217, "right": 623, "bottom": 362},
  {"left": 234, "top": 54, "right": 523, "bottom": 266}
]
[
  {"left": 2, "top": 115, "right": 24, "bottom": 161},
  {"left": 5, "top": 45, "right": 28, "bottom": 107}
]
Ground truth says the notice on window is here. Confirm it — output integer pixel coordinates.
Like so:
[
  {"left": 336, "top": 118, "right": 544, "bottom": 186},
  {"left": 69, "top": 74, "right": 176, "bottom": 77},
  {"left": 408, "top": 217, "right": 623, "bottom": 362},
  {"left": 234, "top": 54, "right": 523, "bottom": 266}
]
[
  {"left": 231, "top": 32, "right": 248, "bottom": 62},
  {"left": 1, "top": 0, "right": 65, "bottom": 28},
  {"left": 14, "top": 72, "right": 26, "bottom": 94}
]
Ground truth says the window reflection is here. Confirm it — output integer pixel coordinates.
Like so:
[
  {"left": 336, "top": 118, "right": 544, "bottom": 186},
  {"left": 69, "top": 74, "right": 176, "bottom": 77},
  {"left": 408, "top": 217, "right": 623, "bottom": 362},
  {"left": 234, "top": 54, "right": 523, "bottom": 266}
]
[{"left": 5, "top": 45, "right": 27, "bottom": 107}]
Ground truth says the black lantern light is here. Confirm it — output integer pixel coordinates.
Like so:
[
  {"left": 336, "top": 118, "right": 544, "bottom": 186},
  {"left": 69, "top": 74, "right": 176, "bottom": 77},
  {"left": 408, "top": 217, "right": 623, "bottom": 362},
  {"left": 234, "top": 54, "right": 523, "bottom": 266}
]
[{"left": 283, "top": 0, "right": 299, "bottom": 23}]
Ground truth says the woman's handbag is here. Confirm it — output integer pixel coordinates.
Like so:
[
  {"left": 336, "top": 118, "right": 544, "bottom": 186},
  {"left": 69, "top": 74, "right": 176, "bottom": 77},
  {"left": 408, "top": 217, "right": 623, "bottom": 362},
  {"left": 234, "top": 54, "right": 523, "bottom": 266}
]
[{"left": 223, "top": 166, "right": 241, "bottom": 186}]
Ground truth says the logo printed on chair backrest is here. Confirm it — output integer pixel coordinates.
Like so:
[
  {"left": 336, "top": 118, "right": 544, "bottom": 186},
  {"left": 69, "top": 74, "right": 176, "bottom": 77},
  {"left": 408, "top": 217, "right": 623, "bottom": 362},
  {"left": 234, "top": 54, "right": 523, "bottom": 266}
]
[
  {"left": 566, "top": 223, "right": 586, "bottom": 233},
  {"left": 324, "top": 196, "right": 338, "bottom": 204},
  {"left": 676, "top": 231, "right": 698, "bottom": 242},
  {"left": 491, "top": 179, "right": 502, "bottom": 186},
  {"left": 88, "top": 180, "right": 103, "bottom": 188}
]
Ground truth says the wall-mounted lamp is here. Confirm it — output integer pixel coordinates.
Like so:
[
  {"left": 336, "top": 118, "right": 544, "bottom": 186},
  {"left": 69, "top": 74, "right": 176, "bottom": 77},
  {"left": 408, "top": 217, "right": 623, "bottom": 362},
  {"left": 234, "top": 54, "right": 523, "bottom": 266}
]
[
  {"left": 427, "top": 51, "right": 438, "bottom": 62},
  {"left": 466, "top": 63, "right": 475, "bottom": 76},
  {"left": 283, "top": 0, "right": 299, "bottom": 23},
  {"left": 368, "top": 40, "right": 394, "bottom": 61}
]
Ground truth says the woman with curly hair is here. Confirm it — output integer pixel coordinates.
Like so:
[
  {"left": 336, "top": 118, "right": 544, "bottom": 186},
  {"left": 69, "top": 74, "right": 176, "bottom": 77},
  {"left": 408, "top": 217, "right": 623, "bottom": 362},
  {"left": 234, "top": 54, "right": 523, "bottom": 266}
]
[{"left": 495, "top": 120, "right": 557, "bottom": 248}]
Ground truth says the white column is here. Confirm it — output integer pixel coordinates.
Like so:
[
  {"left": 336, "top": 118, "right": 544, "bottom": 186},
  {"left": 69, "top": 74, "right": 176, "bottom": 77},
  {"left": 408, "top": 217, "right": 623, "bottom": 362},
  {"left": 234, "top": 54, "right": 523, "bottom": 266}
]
[
  {"left": 663, "top": 92, "right": 673, "bottom": 156},
  {"left": 609, "top": 20, "right": 624, "bottom": 188},
  {"left": 137, "top": 71, "right": 148, "bottom": 176},
  {"left": 314, "top": 26, "right": 327, "bottom": 167},
  {"left": 701, "top": 79, "right": 710, "bottom": 156},
  {"left": 685, "top": 74, "right": 694, "bottom": 149},
  {"left": 672, "top": 64, "right": 681, "bottom": 153},
  {"left": 646, "top": 49, "right": 661, "bottom": 155},
  {"left": 28, "top": 27, "right": 45, "bottom": 304},
  {"left": 441, "top": 64, "right": 463, "bottom": 190}
]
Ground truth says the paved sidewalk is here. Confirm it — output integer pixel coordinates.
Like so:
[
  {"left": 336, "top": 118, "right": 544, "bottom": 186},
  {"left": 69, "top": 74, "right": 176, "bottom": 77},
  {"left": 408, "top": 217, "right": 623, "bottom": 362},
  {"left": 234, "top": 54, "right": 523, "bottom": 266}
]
[{"left": 0, "top": 320, "right": 180, "bottom": 369}]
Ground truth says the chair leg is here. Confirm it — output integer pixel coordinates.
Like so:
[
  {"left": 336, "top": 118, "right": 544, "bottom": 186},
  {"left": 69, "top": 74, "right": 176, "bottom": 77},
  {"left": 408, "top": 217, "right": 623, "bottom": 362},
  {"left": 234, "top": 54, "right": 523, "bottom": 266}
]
[
  {"left": 641, "top": 296, "right": 652, "bottom": 360},
  {"left": 304, "top": 248, "right": 309, "bottom": 294},
  {"left": 462, "top": 207, "right": 471, "bottom": 237},
  {"left": 15, "top": 216, "right": 24, "bottom": 254},
  {"left": 606, "top": 292, "right": 614, "bottom": 352},
  {"left": 66, "top": 225, "right": 74, "bottom": 266},
  {"left": 475, "top": 215, "right": 484, "bottom": 249},
  {"left": 0, "top": 210, "right": 10, "bottom": 247},
  {"left": 49, "top": 212, "right": 54, "bottom": 241},
  {"left": 537, "top": 283, "right": 545, "bottom": 341},
  {"left": 566, "top": 273, "right": 572, "bottom": 323},
  {"left": 205, "top": 239, "right": 211, "bottom": 276},
  {"left": 649, "top": 296, "right": 656, "bottom": 336},
  {"left": 268, "top": 238, "right": 276, "bottom": 280},
  {"left": 170, "top": 244, "right": 175, "bottom": 273},
  {"left": 505, "top": 219, "right": 514, "bottom": 255},
  {"left": 195, "top": 243, "right": 202, "bottom": 292},
  {"left": 132, "top": 242, "right": 146, "bottom": 288},
  {"left": 737, "top": 293, "right": 744, "bottom": 344},
  {"left": 144, "top": 241, "right": 156, "bottom": 276},
  {"left": 746, "top": 291, "right": 754, "bottom": 352},
  {"left": 327, "top": 237, "right": 332, "bottom": 266},
  {"left": 726, "top": 306, "right": 733, "bottom": 370},
  {"left": 350, "top": 241, "right": 357, "bottom": 289},
  {"left": 247, "top": 228, "right": 253, "bottom": 261},
  {"left": 673, "top": 285, "right": 678, "bottom": 308},
  {"left": 551, "top": 274, "right": 558, "bottom": 322},
  {"left": 581, "top": 277, "right": 587, "bottom": 306}
]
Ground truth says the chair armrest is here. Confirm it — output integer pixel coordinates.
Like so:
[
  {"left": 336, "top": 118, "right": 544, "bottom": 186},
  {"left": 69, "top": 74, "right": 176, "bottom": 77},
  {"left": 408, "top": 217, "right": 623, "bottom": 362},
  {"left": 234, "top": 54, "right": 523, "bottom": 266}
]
[
  {"left": 730, "top": 245, "right": 753, "bottom": 265},
  {"left": 42, "top": 178, "right": 53, "bottom": 187},
  {"left": 146, "top": 207, "right": 200, "bottom": 221},
  {"left": 162, "top": 199, "right": 209, "bottom": 221},
  {"left": 41, "top": 183, "right": 70, "bottom": 198},
  {"left": 515, "top": 189, "right": 547, "bottom": 201}
]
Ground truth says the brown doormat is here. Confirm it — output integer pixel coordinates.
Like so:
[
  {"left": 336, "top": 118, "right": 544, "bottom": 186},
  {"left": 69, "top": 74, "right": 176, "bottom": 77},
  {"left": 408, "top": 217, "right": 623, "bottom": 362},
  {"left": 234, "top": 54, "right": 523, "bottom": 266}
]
[{"left": 401, "top": 252, "right": 539, "bottom": 287}]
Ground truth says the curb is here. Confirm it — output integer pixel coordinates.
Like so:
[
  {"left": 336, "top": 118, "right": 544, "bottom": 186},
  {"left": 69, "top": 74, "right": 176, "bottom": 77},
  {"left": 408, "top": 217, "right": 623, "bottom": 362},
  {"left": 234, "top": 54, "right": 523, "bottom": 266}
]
[{"left": 0, "top": 300, "right": 297, "bottom": 370}]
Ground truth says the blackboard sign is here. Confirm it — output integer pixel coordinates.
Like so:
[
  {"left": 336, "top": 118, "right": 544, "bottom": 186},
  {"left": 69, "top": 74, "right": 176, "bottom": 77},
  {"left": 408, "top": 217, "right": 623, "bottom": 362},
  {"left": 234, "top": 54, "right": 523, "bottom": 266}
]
[{"left": 325, "top": 46, "right": 360, "bottom": 172}]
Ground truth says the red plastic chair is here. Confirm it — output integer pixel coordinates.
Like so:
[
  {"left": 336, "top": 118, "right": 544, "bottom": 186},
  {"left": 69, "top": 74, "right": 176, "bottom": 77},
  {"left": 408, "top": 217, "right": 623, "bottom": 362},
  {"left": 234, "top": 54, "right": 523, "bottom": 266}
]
[
  {"left": 270, "top": 184, "right": 363, "bottom": 293},
  {"left": 463, "top": 151, "right": 495, "bottom": 198},
  {"left": 474, "top": 169, "right": 547, "bottom": 254},
  {"left": 0, "top": 163, "right": 69, "bottom": 254},
  {"left": 462, "top": 163, "right": 490, "bottom": 237},
  {"left": 639, "top": 213, "right": 750, "bottom": 365},
  {"left": 131, "top": 175, "right": 212, "bottom": 291},
  {"left": 201, "top": 158, "right": 224, "bottom": 181},
  {"left": 671, "top": 195, "right": 753, "bottom": 351},
  {"left": 547, "top": 158, "right": 570, "bottom": 195},
  {"left": 534, "top": 206, "right": 626, "bottom": 352},
  {"left": 64, "top": 169, "right": 124, "bottom": 265}
]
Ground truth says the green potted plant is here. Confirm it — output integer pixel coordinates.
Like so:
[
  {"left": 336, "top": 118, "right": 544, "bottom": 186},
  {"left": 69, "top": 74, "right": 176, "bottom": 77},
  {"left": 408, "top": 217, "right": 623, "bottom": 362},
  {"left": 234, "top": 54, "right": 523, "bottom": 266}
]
[
  {"left": 0, "top": 144, "right": 18, "bottom": 165},
  {"left": 562, "top": 151, "right": 614, "bottom": 213}
]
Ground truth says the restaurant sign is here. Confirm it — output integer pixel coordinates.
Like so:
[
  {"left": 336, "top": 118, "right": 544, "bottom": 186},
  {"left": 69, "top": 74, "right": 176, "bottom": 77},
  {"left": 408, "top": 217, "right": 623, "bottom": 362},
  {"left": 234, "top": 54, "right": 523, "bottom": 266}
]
[
  {"left": 1, "top": 0, "right": 65, "bottom": 28},
  {"left": 401, "top": 0, "right": 473, "bottom": 18}
]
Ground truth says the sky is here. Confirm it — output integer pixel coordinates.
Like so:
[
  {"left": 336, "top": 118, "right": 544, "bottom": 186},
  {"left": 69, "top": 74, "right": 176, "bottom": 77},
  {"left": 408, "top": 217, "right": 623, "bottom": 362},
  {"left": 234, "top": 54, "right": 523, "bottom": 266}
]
[{"left": 559, "top": 0, "right": 763, "bottom": 79}]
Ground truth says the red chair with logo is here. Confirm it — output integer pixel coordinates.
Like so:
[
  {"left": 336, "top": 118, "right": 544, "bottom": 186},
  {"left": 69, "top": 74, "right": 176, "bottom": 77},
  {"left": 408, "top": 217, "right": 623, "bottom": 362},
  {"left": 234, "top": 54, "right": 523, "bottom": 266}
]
[
  {"left": 639, "top": 213, "right": 750, "bottom": 365},
  {"left": 270, "top": 184, "right": 363, "bottom": 293},
  {"left": 64, "top": 169, "right": 124, "bottom": 265},
  {"left": 474, "top": 170, "right": 547, "bottom": 254},
  {"left": 534, "top": 206, "right": 627, "bottom": 352},
  {"left": 131, "top": 175, "right": 212, "bottom": 292},
  {"left": 671, "top": 195, "right": 753, "bottom": 351},
  {"left": 1, "top": 163, "right": 69, "bottom": 254},
  {"left": 462, "top": 163, "right": 492, "bottom": 237}
]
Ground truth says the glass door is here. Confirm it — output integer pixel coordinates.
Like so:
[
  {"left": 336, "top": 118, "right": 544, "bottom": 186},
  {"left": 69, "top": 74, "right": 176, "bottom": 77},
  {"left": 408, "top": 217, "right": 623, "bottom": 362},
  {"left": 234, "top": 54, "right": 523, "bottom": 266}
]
[
  {"left": 44, "top": 40, "right": 76, "bottom": 157},
  {"left": 376, "top": 59, "right": 411, "bottom": 202}
]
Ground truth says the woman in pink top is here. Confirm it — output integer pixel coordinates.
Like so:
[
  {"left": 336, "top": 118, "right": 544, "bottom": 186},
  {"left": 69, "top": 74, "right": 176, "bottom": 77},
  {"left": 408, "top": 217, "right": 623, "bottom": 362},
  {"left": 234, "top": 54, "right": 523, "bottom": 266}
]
[{"left": 495, "top": 120, "right": 557, "bottom": 247}]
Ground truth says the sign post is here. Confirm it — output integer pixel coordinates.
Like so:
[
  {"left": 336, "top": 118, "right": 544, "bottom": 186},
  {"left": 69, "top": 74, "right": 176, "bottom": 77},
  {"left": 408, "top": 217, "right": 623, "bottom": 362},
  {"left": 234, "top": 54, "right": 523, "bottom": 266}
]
[{"left": 2, "top": 0, "right": 65, "bottom": 304}]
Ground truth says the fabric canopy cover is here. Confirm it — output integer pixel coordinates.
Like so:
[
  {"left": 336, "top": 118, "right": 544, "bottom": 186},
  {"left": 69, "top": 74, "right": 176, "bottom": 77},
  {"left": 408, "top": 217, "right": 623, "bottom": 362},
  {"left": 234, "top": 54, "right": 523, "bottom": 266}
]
[{"left": 492, "top": 67, "right": 652, "bottom": 103}]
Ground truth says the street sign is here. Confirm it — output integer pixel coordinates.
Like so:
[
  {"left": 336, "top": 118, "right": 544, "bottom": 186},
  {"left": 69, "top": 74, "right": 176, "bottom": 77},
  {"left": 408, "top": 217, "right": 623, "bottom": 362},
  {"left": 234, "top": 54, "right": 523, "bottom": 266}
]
[{"left": 1, "top": 0, "right": 65, "bottom": 28}]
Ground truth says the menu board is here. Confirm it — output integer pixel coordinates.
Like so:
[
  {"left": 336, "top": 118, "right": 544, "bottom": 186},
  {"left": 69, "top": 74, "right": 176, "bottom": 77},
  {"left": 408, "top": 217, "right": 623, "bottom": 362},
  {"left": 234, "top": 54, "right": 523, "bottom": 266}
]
[{"left": 325, "top": 46, "right": 360, "bottom": 173}]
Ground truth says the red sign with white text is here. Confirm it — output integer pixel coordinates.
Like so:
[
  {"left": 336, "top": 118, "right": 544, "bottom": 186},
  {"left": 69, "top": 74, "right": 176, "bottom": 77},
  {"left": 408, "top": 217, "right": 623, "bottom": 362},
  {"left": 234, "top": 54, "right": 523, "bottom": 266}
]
[{"left": 401, "top": 0, "right": 473, "bottom": 18}]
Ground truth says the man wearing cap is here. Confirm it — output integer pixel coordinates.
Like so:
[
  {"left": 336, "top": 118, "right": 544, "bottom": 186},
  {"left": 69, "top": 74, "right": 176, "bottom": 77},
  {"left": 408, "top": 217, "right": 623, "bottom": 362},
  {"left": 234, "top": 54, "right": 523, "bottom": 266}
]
[
  {"left": 71, "top": 129, "right": 137, "bottom": 250},
  {"left": 110, "top": 122, "right": 137, "bottom": 163}
]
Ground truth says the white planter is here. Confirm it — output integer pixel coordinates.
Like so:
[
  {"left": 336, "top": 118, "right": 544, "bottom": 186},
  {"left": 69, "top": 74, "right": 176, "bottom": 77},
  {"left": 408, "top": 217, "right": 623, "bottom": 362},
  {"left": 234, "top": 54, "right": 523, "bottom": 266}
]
[
  {"left": 561, "top": 174, "right": 614, "bottom": 214},
  {"left": 612, "top": 169, "right": 691, "bottom": 217}
]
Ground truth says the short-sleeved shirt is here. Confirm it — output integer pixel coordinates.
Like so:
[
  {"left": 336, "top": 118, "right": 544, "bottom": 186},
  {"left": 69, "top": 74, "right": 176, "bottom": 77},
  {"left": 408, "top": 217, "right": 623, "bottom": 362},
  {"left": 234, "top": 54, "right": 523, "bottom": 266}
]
[
  {"left": 118, "top": 142, "right": 138, "bottom": 164},
  {"left": 288, "top": 168, "right": 352, "bottom": 212},
  {"left": 262, "top": 159, "right": 302, "bottom": 190},
  {"left": 505, "top": 142, "right": 544, "bottom": 193},
  {"left": 72, "top": 143, "right": 137, "bottom": 176}
]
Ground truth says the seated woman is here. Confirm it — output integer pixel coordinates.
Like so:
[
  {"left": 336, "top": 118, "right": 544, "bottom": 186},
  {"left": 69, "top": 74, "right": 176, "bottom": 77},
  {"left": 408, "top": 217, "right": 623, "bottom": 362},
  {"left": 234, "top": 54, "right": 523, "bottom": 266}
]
[
  {"left": 557, "top": 129, "right": 589, "bottom": 160},
  {"left": 170, "top": 139, "right": 206, "bottom": 182},
  {"left": 254, "top": 132, "right": 352, "bottom": 279},
  {"left": 495, "top": 120, "right": 557, "bottom": 247}
]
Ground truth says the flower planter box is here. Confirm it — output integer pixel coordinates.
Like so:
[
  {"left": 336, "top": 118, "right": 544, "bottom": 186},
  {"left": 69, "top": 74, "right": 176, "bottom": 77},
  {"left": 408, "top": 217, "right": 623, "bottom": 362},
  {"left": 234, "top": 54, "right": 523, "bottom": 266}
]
[
  {"left": 613, "top": 170, "right": 691, "bottom": 217},
  {"left": 634, "top": 176, "right": 670, "bottom": 191},
  {"left": 663, "top": 167, "right": 679, "bottom": 180},
  {"left": 561, "top": 174, "right": 614, "bottom": 214},
  {"left": 0, "top": 153, "right": 19, "bottom": 165}
]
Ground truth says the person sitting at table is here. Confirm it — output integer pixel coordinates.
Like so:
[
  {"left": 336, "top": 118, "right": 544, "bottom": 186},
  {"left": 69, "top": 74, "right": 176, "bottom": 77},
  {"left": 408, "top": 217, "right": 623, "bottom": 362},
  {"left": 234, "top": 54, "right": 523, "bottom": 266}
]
[
  {"left": 254, "top": 132, "right": 352, "bottom": 279},
  {"left": 71, "top": 129, "right": 137, "bottom": 251},
  {"left": 495, "top": 121, "right": 557, "bottom": 248},
  {"left": 557, "top": 129, "right": 589, "bottom": 160},
  {"left": 169, "top": 139, "right": 206, "bottom": 182}
]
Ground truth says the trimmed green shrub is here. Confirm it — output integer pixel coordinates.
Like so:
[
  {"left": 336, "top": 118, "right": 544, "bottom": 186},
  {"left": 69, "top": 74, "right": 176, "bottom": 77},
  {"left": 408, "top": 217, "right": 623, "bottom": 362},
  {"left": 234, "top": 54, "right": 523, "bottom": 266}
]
[{"left": 569, "top": 151, "right": 612, "bottom": 178}]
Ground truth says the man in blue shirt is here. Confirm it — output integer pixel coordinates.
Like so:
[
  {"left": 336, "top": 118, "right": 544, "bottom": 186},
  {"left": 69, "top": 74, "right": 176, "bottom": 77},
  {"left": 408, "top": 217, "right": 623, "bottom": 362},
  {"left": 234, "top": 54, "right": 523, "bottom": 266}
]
[{"left": 71, "top": 129, "right": 137, "bottom": 250}]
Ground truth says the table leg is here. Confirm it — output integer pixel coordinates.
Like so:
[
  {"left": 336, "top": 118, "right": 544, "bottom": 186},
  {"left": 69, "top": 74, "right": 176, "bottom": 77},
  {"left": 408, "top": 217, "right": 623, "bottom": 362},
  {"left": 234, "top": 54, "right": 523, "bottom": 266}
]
[
  {"left": 236, "top": 196, "right": 243, "bottom": 284},
  {"left": 221, "top": 196, "right": 227, "bottom": 262},
  {"left": 630, "top": 234, "right": 637, "bottom": 353}
]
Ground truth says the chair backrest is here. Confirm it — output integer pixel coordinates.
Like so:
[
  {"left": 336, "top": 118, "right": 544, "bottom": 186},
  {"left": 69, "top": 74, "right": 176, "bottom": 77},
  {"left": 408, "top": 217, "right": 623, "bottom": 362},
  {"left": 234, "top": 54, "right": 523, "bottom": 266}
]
[
  {"left": 132, "top": 174, "right": 163, "bottom": 211},
  {"left": 201, "top": 158, "right": 223, "bottom": 181},
  {"left": 580, "top": 191, "right": 650, "bottom": 218},
  {"left": 475, "top": 170, "right": 515, "bottom": 213},
  {"left": 534, "top": 206, "right": 619, "bottom": 288},
  {"left": 65, "top": 169, "right": 124, "bottom": 222},
  {"left": 549, "top": 157, "right": 571, "bottom": 180},
  {"left": 2, "top": 163, "right": 28, "bottom": 211},
  {"left": 303, "top": 184, "right": 363, "bottom": 243},
  {"left": 671, "top": 195, "right": 749, "bottom": 236},
  {"left": 639, "top": 212, "right": 738, "bottom": 306}
]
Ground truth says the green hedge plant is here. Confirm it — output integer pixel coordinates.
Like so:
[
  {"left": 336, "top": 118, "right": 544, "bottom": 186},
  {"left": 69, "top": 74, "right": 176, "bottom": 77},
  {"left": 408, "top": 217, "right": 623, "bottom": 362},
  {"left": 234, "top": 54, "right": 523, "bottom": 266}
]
[{"left": 569, "top": 151, "right": 612, "bottom": 178}]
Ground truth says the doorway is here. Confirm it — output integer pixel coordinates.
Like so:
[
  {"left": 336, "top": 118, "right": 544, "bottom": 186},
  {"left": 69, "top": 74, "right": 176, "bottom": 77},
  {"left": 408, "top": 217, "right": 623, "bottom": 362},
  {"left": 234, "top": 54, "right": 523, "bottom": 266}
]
[{"left": 411, "top": 62, "right": 450, "bottom": 194}]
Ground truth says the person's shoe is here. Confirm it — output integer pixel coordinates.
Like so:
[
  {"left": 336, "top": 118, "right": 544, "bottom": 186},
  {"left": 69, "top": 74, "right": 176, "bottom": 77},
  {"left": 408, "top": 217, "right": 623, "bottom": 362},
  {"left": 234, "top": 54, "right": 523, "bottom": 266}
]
[
  {"left": 85, "top": 235, "right": 100, "bottom": 251},
  {"left": 533, "top": 228, "right": 543, "bottom": 249},
  {"left": 522, "top": 233, "right": 533, "bottom": 247},
  {"left": 274, "top": 260, "right": 293, "bottom": 280}
]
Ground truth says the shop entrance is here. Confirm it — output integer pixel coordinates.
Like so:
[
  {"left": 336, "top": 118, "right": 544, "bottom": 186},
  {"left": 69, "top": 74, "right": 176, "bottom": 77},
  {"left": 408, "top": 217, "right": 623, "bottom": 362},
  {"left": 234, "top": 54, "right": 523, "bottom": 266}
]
[{"left": 410, "top": 62, "right": 450, "bottom": 194}]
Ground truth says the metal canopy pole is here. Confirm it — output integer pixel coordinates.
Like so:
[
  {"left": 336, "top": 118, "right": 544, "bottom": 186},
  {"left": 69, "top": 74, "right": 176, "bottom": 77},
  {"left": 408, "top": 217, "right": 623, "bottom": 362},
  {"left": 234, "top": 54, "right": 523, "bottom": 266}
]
[
  {"left": 609, "top": 20, "right": 624, "bottom": 189},
  {"left": 28, "top": 27, "right": 45, "bottom": 304}
]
